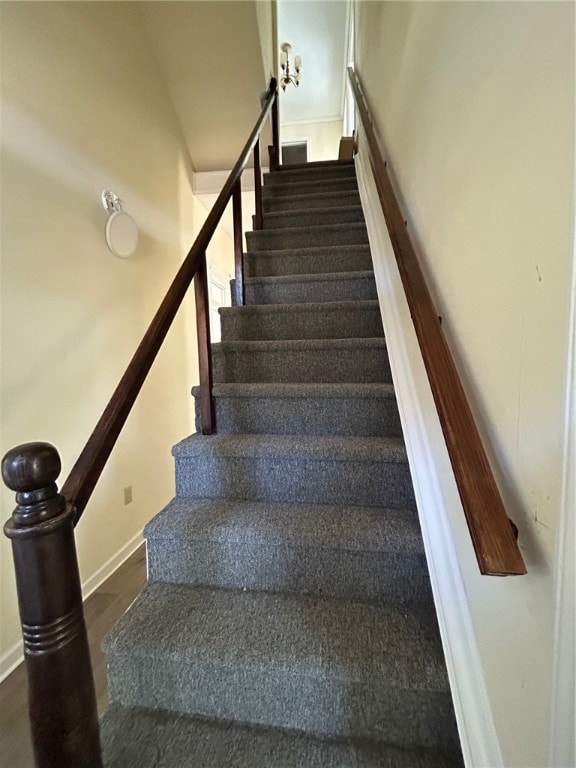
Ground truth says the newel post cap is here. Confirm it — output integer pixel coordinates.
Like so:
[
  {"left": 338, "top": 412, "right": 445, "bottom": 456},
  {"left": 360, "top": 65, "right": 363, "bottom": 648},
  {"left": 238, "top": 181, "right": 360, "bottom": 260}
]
[{"left": 2, "top": 442, "right": 67, "bottom": 528}]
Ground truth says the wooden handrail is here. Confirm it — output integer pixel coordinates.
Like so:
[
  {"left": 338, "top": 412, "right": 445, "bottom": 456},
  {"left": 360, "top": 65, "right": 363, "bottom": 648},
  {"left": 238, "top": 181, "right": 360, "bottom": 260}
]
[
  {"left": 61, "top": 78, "right": 278, "bottom": 524},
  {"left": 1, "top": 77, "right": 279, "bottom": 768},
  {"left": 348, "top": 67, "right": 526, "bottom": 576}
]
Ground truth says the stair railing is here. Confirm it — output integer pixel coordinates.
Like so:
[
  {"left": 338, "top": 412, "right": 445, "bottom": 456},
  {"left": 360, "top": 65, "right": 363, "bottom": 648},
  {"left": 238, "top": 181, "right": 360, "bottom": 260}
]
[
  {"left": 348, "top": 66, "right": 526, "bottom": 577},
  {"left": 1, "top": 78, "right": 280, "bottom": 768}
]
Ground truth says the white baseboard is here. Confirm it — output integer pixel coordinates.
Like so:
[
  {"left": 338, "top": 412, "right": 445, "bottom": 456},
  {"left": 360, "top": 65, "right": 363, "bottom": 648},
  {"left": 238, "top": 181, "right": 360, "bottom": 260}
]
[
  {"left": 80, "top": 530, "right": 144, "bottom": 601},
  {"left": 355, "top": 148, "right": 504, "bottom": 768},
  {"left": 0, "top": 640, "right": 24, "bottom": 683},
  {"left": 0, "top": 530, "right": 144, "bottom": 683}
]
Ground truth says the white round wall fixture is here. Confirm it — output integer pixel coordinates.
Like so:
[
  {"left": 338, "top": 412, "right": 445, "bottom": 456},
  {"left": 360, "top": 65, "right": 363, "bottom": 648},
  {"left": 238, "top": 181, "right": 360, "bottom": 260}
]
[
  {"left": 101, "top": 190, "right": 139, "bottom": 258},
  {"left": 105, "top": 211, "right": 139, "bottom": 258}
]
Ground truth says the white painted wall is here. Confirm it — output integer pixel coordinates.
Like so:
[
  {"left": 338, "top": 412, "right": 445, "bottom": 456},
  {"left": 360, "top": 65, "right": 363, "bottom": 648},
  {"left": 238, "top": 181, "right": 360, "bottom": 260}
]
[
  {"left": 355, "top": 2, "right": 574, "bottom": 766},
  {"left": 0, "top": 3, "right": 198, "bottom": 674},
  {"left": 277, "top": 0, "right": 348, "bottom": 125},
  {"left": 282, "top": 120, "right": 342, "bottom": 162},
  {"left": 141, "top": 2, "right": 268, "bottom": 172},
  {"left": 256, "top": 0, "right": 277, "bottom": 81}
]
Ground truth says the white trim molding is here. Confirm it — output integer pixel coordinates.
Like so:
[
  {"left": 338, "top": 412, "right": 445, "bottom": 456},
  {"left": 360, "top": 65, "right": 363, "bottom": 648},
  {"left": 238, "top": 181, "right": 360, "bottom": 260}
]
[
  {"left": 192, "top": 168, "right": 270, "bottom": 196},
  {"left": 549, "top": 203, "right": 576, "bottom": 768},
  {"left": 280, "top": 115, "right": 343, "bottom": 127},
  {"left": 355, "top": 148, "right": 504, "bottom": 768},
  {"left": 0, "top": 530, "right": 144, "bottom": 683}
]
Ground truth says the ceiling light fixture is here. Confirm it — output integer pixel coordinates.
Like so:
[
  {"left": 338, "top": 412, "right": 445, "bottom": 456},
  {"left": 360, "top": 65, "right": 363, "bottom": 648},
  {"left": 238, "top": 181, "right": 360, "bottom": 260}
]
[{"left": 279, "top": 43, "right": 302, "bottom": 91}]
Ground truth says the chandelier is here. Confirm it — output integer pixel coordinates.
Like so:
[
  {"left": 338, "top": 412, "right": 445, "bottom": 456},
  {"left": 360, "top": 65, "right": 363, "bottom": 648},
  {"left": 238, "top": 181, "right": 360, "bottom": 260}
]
[{"left": 279, "top": 43, "right": 302, "bottom": 91}]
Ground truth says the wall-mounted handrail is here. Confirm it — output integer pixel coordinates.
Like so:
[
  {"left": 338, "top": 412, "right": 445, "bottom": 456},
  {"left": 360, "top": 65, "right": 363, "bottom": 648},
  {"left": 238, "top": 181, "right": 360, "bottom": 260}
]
[
  {"left": 1, "top": 77, "right": 279, "bottom": 768},
  {"left": 348, "top": 66, "right": 526, "bottom": 576}
]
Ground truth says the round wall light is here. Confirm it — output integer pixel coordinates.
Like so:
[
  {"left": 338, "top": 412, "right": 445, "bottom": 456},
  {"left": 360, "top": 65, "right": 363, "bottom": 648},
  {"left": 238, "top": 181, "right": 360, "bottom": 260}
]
[{"left": 101, "top": 190, "right": 139, "bottom": 258}]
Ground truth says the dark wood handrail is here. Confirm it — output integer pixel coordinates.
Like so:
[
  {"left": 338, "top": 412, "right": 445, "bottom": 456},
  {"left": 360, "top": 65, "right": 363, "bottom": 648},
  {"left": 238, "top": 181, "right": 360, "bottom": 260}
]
[
  {"left": 61, "top": 78, "right": 278, "bottom": 523},
  {"left": 348, "top": 67, "right": 526, "bottom": 576}
]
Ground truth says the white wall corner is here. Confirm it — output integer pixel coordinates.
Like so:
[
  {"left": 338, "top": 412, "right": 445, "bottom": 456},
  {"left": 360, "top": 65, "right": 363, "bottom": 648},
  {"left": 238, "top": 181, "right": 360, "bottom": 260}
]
[
  {"left": 549, "top": 208, "right": 576, "bottom": 768},
  {"left": 355, "top": 147, "right": 504, "bottom": 768},
  {"left": 0, "top": 530, "right": 144, "bottom": 683}
]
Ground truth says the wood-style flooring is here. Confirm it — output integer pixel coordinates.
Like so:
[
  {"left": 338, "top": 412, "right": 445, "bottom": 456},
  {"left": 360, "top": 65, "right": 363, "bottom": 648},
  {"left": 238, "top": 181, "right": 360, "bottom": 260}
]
[{"left": 0, "top": 544, "right": 147, "bottom": 768}]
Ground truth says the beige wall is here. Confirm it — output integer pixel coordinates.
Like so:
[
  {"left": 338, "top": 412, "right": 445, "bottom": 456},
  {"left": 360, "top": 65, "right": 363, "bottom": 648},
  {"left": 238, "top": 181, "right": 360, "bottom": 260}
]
[
  {"left": 355, "top": 2, "right": 574, "bottom": 766},
  {"left": 0, "top": 3, "right": 198, "bottom": 668},
  {"left": 256, "top": 0, "right": 277, "bottom": 81},
  {"left": 281, "top": 120, "right": 342, "bottom": 162}
]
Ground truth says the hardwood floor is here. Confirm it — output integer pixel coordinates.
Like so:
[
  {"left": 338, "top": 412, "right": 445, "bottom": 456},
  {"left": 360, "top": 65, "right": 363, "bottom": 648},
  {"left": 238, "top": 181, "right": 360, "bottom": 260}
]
[{"left": 0, "top": 544, "right": 147, "bottom": 768}]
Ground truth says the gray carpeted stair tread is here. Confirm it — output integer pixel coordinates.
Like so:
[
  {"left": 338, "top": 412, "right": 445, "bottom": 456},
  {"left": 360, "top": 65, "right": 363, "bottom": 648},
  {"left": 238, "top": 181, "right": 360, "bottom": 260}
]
[
  {"left": 212, "top": 337, "right": 391, "bottom": 384},
  {"left": 173, "top": 433, "right": 414, "bottom": 509},
  {"left": 219, "top": 300, "right": 383, "bottom": 341},
  {"left": 244, "top": 244, "right": 373, "bottom": 277},
  {"left": 103, "top": 583, "right": 459, "bottom": 747},
  {"left": 196, "top": 382, "right": 395, "bottom": 399},
  {"left": 101, "top": 158, "right": 464, "bottom": 765},
  {"left": 277, "top": 159, "right": 355, "bottom": 171},
  {"left": 263, "top": 189, "right": 361, "bottom": 213},
  {"left": 145, "top": 497, "right": 423, "bottom": 555},
  {"left": 261, "top": 205, "right": 364, "bottom": 229},
  {"left": 264, "top": 164, "right": 356, "bottom": 185},
  {"left": 104, "top": 583, "right": 447, "bottom": 685},
  {"left": 234, "top": 270, "right": 377, "bottom": 305},
  {"left": 192, "top": 382, "right": 402, "bottom": 437},
  {"left": 262, "top": 175, "right": 359, "bottom": 198},
  {"left": 101, "top": 705, "right": 463, "bottom": 768},
  {"left": 244, "top": 269, "right": 375, "bottom": 286},
  {"left": 246, "top": 222, "right": 369, "bottom": 251},
  {"left": 145, "top": 497, "right": 431, "bottom": 603},
  {"left": 172, "top": 433, "right": 408, "bottom": 463}
]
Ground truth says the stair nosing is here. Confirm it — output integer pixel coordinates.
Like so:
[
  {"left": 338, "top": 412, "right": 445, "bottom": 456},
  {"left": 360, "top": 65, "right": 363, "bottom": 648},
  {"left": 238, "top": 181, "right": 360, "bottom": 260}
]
[
  {"left": 262, "top": 204, "right": 364, "bottom": 218},
  {"left": 243, "top": 270, "right": 375, "bottom": 286},
  {"left": 246, "top": 222, "right": 367, "bottom": 237},
  {"left": 212, "top": 337, "right": 386, "bottom": 351},
  {"left": 172, "top": 433, "right": 407, "bottom": 464},
  {"left": 192, "top": 382, "right": 396, "bottom": 399},
  {"left": 219, "top": 299, "right": 380, "bottom": 316}
]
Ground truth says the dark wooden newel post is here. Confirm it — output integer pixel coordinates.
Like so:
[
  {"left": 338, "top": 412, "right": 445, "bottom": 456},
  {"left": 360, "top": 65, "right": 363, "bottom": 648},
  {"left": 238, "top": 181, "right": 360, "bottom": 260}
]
[
  {"left": 253, "top": 139, "right": 263, "bottom": 231},
  {"left": 194, "top": 253, "right": 215, "bottom": 435},
  {"left": 233, "top": 180, "right": 244, "bottom": 307},
  {"left": 268, "top": 78, "right": 280, "bottom": 171},
  {"left": 2, "top": 442, "right": 102, "bottom": 768}
]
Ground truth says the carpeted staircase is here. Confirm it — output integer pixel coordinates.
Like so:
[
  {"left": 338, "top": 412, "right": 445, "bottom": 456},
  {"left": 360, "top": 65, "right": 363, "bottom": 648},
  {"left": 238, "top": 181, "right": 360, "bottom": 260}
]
[{"left": 100, "top": 160, "right": 464, "bottom": 767}]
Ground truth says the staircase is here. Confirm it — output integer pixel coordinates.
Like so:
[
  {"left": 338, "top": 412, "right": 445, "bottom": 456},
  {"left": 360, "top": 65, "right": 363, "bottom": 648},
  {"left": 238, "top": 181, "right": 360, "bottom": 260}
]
[{"left": 100, "top": 160, "right": 464, "bottom": 767}]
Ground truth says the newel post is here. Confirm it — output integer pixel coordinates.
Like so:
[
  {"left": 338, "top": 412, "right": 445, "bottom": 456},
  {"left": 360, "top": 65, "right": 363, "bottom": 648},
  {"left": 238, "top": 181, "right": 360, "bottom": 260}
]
[
  {"left": 268, "top": 78, "right": 280, "bottom": 171},
  {"left": 2, "top": 442, "right": 102, "bottom": 768}
]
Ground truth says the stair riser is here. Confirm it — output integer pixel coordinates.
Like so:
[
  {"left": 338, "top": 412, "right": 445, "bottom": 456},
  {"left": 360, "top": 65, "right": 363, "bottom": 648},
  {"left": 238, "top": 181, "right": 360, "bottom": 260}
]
[
  {"left": 219, "top": 305, "right": 383, "bottom": 342},
  {"left": 100, "top": 704, "right": 463, "bottom": 768},
  {"left": 264, "top": 166, "right": 356, "bottom": 185},
  {"left": 212, "top": 345, "right": 391, "bottom": 384},
  {"left": 147, "top": 538, "right": 432, "bottom": 607},
  {"left": 262, "top": 177, "right": 359, "bottom": 198},
  {"left": 232, "top": 275, "right": 377, "bottom": 305},
  {"left": 107, "top": 654, "right": 457, "bottom": 750},
  {"left": 263, "top": 191, "right": 361, "bottom": 212},
  {"left": 193, "top": 393, "right": 402, "bottom": 437},
  {"left": 246, "top": 225, "right": 368, "bottom": 252},
  {"left": 277, "top": 160, "right": 355, "bottom": 171},
  {"left": 244, "top": 247, "right": 373, "bottom": 278},
  {"left": 174, "top": 454, "right": 415, "bottom": 509},
  {"left": 248, "top": 277, "right": 377, "bottom": 304},
  {"left": 260, "top": 206, "right": 364, "bottom": 230}
]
